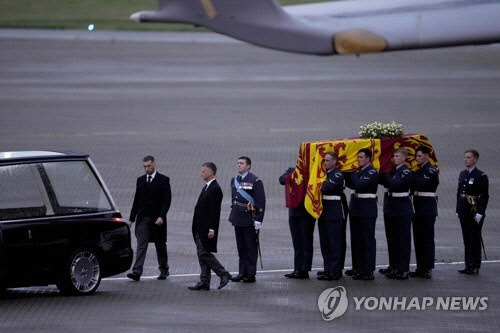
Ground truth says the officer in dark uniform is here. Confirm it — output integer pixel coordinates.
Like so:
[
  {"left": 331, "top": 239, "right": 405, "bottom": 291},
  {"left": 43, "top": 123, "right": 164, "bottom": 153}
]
[
  {"left": 380, "top": 148, "right": 413, "bottom": 280},
  {"left": 410, "top": 146, "right": 439, "bottom": 279},
  {"left": 457, "top": 149, "right": 489, "bottom": 275},
  {"left": 229, "top": 156, "right": 266, "bottom": 283},
  {"left": 345, "top": 148, "right": 379, "bottom": 281},
  {"left": 279, "top": 168, "right": 315, "bottom": 279},
  {"left": 317, "top": 152, "right": 345, "bottom": 281}
]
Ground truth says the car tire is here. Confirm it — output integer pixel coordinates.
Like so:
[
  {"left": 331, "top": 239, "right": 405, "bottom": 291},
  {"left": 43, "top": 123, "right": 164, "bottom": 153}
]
[{"left": 56, "top": 247, "right": 101, "bottom": 295}]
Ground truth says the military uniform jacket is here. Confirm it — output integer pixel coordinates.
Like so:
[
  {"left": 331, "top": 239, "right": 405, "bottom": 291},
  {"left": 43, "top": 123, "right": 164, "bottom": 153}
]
[
  {"left": 411, "top": 162, "right": 439, "bottom": 217},
  {"left": 381, "top": 164, "right": 413, "bottom": 217},
  {"left": 320, "top": 168, "right": 345, "bottom": 220},
  {"left": 229, "top": 172, "right": 266, "bottom": 227},
  {"left": 279, "top": 168, "right": 309, "bottom": 217},
  {"left": 456, "top": 168, "right": 489, "bottom": 218},
  {"left": 130, "top": 172, "right": 171, "bottom": 243},
  {"left": 346, "top": 165, "right": 379, "bottom": 218},
  {"left": 192, "top": 180, "right": 223, "bottom": 253}
]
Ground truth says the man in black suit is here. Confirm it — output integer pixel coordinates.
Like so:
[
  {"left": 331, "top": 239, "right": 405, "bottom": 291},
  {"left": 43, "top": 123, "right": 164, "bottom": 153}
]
[
  {"left": 127, "top": 155, "right": 171, "bottom": 281},
  {"left": 188, "top": 162, "right": 231, "bottom": 291},
  {"left": 457, "top": 149, "right": 489, "bottom": 275}
]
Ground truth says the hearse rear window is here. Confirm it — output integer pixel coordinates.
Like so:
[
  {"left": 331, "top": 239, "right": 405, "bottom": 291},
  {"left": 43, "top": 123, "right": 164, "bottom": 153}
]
[{"left": 42, "top": 161, "right": 112, "bottom": 214}]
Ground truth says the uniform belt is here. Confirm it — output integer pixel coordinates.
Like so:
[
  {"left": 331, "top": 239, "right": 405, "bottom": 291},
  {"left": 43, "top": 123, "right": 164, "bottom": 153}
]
[
  {"left": 460, "top": 194, "right": 478, "bottom": 199},
  {"left": 414, "top": 191, "right": 436, "bottom": 197},
  {"left": 232, "top": 201, "right": 248, "bottom": 208},
  {"left": 352, "top": 192, "right": 377, "bottom": 199},
  {"left": 323, "top": 195, "right": 341, "bottom": 201},
  {"left": 386, "top": 192, "right": 409, "bottom": 197}
]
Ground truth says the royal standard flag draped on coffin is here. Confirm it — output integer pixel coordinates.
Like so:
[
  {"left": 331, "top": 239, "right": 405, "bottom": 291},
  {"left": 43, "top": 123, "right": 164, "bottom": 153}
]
[{"left": 284, "top": 134, "right": 438, "bottom": 219}]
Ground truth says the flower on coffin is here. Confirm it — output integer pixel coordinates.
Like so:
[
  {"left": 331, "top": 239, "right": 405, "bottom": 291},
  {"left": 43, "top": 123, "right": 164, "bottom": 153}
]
[{"left": 359, "top": 121, "right": 404, "bottom": 139}]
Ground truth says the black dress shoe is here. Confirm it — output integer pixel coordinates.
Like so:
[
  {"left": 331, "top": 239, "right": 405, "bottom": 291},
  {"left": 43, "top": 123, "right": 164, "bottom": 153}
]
[
  {"left": 242, "top": 276, "right": 256, "bottom": 283},
  {"left": 352, "top": 272, "right": 374, "bottom": 280},
  {"left": 157, "top": 272, "right": 169, "bottom": 280},
  {"left": 188, "top": 282, "right": 210, "bottom": 291},
  {"left": 458, "top": 268, "right": 479, "bottom": 275},
  {"left": 231, "top": 274, "right": 244, "bottom": 282},
  {"left": 387, "top": 271, "right": 409, "bottom": 280},
  {"left": 409, "top": 270, "right": 422, "bottom": 278},
  {"left": 127, "top": 272, "right": 140, "bottom": 281},
  {"left": 284, "top": 271, "right": 298, "bottom": 278},
  {"left": 294, "top": 271, "right": 309, "bottom": 279},
  {"left": 317, "top": 273, "right": 334, "bottom": 281},
  {"left": 378, "top": 267, "right": 392, "bottom": 275},
  {"left": 316, "top": 270, "right": 325, "bottom": 276},
  {"left": 420, "top": 270, "right": 432, "bottom": 279},
  {"left": 410, "top": 269, "right": 432, "bottom": 278},
  {"left": 394, "top": 272, "right": 409, "bottom": 280},
  {"left": 344, "top": 269, "right": 356, "bottom": 277},
  {"left": 218, "top": 274, "right": 231, "bottom": 290}
]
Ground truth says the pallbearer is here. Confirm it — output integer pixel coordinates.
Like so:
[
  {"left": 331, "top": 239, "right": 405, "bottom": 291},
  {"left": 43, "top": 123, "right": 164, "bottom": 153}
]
[
  {"left": 317, "top": 152, "right": 345, "bottom": 281},
  {"left": 280, "top": 168, "right": 316, "bottom": 279},
  {"left": 410, "top": 146, "right": 439, "bottom": 279},
  {"left": 380, "top": 148, "right": 413, "bottom": 280},
  {"left": 345, "top": 148, "right": 379, "bottom": 281}
]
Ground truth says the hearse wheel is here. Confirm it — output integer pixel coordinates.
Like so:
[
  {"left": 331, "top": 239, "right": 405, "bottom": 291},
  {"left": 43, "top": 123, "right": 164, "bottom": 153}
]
[{"left": 57, "top": 247, "right": 101, "bottom": 295}]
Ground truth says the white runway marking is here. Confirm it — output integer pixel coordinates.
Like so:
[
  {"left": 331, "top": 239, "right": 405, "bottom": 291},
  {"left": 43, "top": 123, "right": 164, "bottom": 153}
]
[
  {"left": 104, "top": 259, "right": 500, "bottom": 281},
  {"left": 445, "top": 123, "right": 500, "bottom": 129}
]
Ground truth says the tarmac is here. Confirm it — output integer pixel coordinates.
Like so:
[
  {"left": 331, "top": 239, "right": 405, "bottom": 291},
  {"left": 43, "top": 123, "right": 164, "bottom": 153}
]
[{"left": 1, "top": 29, "right": 499, "bottom": 332}]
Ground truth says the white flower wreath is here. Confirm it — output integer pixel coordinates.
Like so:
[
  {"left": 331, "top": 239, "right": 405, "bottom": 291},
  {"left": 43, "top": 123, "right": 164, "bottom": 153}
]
[{"left": 359, "top": 121, "right": 404, "bottom": 138}]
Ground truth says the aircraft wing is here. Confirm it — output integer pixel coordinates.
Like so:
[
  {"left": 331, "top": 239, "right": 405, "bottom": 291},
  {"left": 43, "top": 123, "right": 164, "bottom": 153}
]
[{"left": 130, "top": 0, "right": 500, "bottom": 55}]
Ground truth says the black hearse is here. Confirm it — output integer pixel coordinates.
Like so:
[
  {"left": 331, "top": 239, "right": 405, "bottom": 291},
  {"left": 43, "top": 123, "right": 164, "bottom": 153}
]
[{"left": 0, "top": 151, "right": 133, "bottom": 295}]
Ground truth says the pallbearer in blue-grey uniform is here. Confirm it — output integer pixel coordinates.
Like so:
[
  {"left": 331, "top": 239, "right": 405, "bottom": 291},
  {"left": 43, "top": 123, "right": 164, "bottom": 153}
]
[
  {"left": 317, "top": 152, "right": 345, "bottom": 281},
  {"left": 229, "top": 156, "right": 266, "bottom": 283},
  {"left": 410, "top": 146, "right": 439, "bottom": 279},
  {"left": 457, "top": 149, "right": 489, "bottom": 275},
  {"left": 380, "top": 148, "right": 413, "bottom": 280},
  {"left": 280, "top": 168, "right": 315, "bottom": 279},
  {"left": 345, "top": 148, "right": 379, "bottom": 281}
]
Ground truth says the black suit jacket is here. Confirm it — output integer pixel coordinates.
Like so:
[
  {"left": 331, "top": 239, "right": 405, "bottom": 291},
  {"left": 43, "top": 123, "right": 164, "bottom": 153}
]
[
  {"left": 130, "top": 172, "right": 171, "bottom": 243},
  {"left": 192, "top": 179, "right": 223, "bottom": 253}
]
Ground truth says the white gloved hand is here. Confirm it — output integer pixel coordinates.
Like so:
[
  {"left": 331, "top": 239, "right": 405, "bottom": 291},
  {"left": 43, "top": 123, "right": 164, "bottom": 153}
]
[
  {"left": 254, "top": 221, "right": 262, "bottom": 230},
  {"left": 474, "top": 213, "right": 483, "bottom": 224}
]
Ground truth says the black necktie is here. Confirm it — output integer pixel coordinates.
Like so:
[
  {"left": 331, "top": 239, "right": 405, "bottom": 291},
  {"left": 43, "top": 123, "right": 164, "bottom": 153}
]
[
  {"left": 237, "top": 175, "right": 242, "bottom": 182},
  {"left": 147, "top": 175, "right": 152, "bottom": 183}
]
